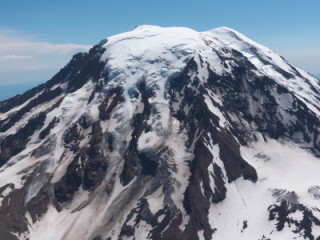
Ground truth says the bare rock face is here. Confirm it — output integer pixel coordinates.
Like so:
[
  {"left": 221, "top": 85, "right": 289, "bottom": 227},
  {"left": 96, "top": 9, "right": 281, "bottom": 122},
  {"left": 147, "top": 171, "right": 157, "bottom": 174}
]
[{"left": 0, "top": 26, "right": 320, "bottom": 240}]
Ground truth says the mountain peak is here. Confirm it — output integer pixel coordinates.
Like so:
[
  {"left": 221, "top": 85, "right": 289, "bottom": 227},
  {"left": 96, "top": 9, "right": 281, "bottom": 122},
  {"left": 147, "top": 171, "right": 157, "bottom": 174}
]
[{"left": 0, "top": 26, "right": 320, "bottom": 240}]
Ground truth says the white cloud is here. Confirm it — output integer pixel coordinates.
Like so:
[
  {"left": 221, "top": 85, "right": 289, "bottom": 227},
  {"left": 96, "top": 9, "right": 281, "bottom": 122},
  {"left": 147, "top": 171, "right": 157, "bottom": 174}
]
[
  {"left": 0, "top": 29, "right": 93, "bottom": 85},
  {"left": 0, "top": 28, "right": 92, "bottom": 75},
  {"left": 0, "top": 29, "right": 92, "bottom": 56},
  {"left": 0, "top": 55, "right": 33, "bottom": 61}
]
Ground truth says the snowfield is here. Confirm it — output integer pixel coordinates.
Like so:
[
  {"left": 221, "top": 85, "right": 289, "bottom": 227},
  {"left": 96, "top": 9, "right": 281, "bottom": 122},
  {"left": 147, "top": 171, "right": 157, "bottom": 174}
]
[{"left": 0, "top": 25, "right": 319, "bottom": 240}]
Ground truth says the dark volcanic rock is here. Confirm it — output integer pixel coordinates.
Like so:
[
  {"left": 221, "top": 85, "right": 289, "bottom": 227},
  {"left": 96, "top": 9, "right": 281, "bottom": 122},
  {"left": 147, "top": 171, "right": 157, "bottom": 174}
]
[{"left": 0, "top": 112, "right": 46, "bottom": 167}]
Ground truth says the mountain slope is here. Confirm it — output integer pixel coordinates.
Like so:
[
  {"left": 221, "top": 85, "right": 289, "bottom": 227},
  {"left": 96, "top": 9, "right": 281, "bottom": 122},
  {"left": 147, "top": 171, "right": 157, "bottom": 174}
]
[{"left": 0, "top": 25, "right": 320, "bottom": 240}]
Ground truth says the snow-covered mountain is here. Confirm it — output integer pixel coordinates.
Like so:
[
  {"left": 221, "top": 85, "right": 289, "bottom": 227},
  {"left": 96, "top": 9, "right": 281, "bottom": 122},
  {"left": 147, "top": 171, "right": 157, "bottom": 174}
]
[{"left": 1, "top": 25, "right": 320, "bottom": 240}]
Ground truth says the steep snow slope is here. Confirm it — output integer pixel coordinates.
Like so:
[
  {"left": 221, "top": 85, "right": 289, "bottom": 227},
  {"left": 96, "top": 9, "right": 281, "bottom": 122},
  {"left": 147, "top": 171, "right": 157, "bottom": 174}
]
[{"left": 0, "top": 25, "right": 320, "bottom": 240}]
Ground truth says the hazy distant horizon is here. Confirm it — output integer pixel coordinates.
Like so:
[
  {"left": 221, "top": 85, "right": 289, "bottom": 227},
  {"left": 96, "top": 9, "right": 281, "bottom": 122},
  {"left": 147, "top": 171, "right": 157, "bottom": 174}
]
[
  {"left": 313, "top": 73, "right": 320, "bottom": 79},
  {"left": 0, "top": 80, "right": 44, "bottom": 101}
]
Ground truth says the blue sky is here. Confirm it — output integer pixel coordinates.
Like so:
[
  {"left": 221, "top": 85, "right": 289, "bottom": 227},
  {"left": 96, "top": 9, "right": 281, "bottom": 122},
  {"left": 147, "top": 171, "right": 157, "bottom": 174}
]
[{"left": 0, "top": 0, "right": 319, "bottom": 86}]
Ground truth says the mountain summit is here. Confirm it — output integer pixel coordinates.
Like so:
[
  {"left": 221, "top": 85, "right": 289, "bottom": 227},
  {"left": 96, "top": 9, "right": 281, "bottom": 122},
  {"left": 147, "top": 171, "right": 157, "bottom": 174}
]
[{"left": 0, "top": 26, "right": 320, "bottom": 240}]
